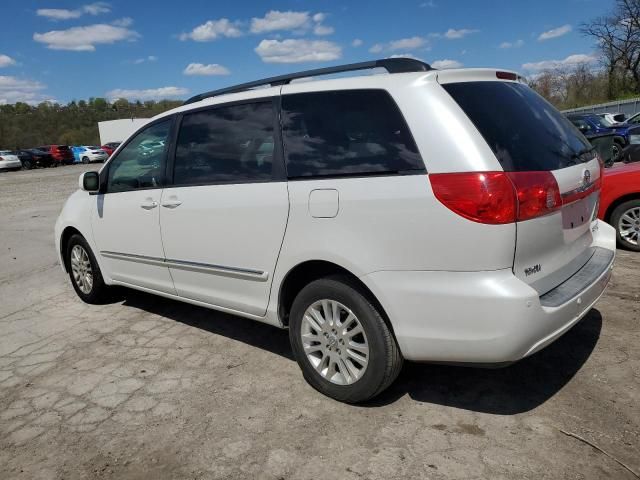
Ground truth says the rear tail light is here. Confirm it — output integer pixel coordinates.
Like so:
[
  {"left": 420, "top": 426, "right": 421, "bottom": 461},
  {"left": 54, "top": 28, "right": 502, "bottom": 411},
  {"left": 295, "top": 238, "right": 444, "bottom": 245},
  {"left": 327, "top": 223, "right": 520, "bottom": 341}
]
[
  {"left": 506, "top": 171, "right": 561, "bottom": 221},
  {"left": 430, "top": 171, "right": 562, "bottom": 224},
  {"left": 429, "top": 172, "right": 516, "bottom": 224}
]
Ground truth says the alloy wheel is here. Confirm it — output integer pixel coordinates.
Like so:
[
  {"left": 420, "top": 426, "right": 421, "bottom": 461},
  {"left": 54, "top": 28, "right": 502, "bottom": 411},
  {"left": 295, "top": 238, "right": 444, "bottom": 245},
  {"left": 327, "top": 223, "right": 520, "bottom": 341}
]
[
  {"left": 619, "top": 206, "right": 640, "bottom": 246},
  {"left": 300, "top": 299, "right": 369, "bottom": 385},
  {"left": 70, "top": 245, "right": 93, "bottom": 294}
]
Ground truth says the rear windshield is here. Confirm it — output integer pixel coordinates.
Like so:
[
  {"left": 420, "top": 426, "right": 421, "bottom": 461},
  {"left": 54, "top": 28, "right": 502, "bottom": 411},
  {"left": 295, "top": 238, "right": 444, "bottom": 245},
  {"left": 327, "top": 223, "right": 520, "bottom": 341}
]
[
  {"left": 443, "top": 82, "right": 592, "bottom": 171},
  {"left": 57, "top": 145, "right": 70, "bottom": 150}
]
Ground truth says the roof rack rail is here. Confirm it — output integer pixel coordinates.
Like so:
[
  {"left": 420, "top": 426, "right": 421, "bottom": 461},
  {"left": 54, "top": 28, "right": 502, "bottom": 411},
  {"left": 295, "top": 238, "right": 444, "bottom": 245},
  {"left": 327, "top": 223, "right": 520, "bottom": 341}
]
[{"left": 183, "top": 58, "right": 433, "bottom": 105}]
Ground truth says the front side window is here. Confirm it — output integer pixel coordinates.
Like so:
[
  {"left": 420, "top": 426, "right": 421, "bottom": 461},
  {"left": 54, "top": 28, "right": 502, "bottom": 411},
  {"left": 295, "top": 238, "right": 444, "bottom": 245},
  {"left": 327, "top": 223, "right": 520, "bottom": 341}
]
[
  {"left": 106, "top": 120, "right": 171, "bottom": 193},
  {"left": 281, "top": 90, "right": 424, "bottom": 178},
  {"left": 173, "top": 101, "right": 277, "bottom": 186}
]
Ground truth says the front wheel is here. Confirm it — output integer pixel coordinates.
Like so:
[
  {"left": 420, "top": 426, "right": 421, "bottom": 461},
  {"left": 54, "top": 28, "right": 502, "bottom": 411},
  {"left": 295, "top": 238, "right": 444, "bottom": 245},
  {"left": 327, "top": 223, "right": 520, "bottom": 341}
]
[
  {"left": 22, "top": 159, "right": 33, "bottom": 170},
  {"left": 66, "top": 234, "right": 111, "bottom": 303},
  {"left": 82, "top": 157, "right": 89, "bottom": 164},
  {"left": 289, "top": 276, "right": 403, "bottom": 403},
  {"left": 611, "top": 199, "right": 640, "bottom": 251}
]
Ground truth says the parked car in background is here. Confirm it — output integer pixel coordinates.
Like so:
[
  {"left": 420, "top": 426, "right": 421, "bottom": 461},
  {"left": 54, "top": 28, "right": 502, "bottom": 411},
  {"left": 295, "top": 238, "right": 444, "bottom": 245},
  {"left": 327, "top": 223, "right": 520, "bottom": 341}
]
[
  {"left": 566, "top": 113, "right": 629, "bottom": 160},
  {"left": 72, "top": 146, "right": 108, "bottom": 164},
  {"left": 0, "top": 150, "right": 23, "bottom": 171},
  {"left": 622, "top": 111, "right": 640, "bottom": 126},
  {"left": 100, "top": 142, "right": 121, "bottom": 157},
  {"left": 40, "top": 145, "right": 74, "bottom": 166},
  {"left": 16, "top": 148, "right": 54, "bottom": 169},
  {"left": 56, "top": 59, "right": 616, "bottom": 402},
  {"left": 599, "top": 161, "right": 640, "bottom": 251},
  {"left": 599, "top": 112, "right": 627, "bottom": 126},
  {"left": 585, "top": 132, "right": 616, "bottom": 166}
]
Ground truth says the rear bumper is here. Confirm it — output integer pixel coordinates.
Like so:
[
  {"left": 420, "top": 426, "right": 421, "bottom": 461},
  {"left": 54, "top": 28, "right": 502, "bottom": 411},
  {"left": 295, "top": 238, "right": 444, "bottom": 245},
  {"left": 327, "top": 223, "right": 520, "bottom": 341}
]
[{"left": 360, "top": 220, "right": 616, "bottom": 363}]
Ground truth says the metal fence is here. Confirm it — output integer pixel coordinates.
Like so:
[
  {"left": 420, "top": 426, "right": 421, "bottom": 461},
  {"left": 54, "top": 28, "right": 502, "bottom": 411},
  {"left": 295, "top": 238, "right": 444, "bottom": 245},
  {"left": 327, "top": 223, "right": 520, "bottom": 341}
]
[{"left": 562, "top": 97, "right": 640, "bottom": 116}]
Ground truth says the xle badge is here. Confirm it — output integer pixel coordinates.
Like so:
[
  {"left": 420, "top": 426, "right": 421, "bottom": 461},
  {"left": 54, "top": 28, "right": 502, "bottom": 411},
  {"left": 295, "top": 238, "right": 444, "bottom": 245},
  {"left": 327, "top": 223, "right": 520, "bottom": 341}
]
[{"left": 524, "top": 264, "right": 542, "bottom": 276}]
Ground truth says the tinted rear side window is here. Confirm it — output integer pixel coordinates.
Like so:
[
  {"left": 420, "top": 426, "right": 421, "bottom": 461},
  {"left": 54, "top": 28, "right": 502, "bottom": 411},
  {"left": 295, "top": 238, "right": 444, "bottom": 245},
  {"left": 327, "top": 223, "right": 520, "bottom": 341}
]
[
  {"left": 443, "top": 82, "right": 591, "bottom": 171},
  {"left": 281, "top": 90, "right": 424, "bottom": 178},
  {"left": 174, "top": 101, "right": 277, "bottom": 185}
]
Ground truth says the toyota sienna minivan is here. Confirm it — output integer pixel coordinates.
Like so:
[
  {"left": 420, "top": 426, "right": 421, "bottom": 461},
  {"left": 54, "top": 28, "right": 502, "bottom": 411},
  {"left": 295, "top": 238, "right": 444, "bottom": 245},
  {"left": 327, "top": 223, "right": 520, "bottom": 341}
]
[{"left": 55, "top": 58, "right": 616, "bottom": 403}]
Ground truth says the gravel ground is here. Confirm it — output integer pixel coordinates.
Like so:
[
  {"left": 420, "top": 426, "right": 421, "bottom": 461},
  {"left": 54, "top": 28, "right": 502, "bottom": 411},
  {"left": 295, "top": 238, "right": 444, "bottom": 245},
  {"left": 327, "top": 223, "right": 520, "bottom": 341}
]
[{"left": 0, "top": 164, "right": 638, "bottom": 480}]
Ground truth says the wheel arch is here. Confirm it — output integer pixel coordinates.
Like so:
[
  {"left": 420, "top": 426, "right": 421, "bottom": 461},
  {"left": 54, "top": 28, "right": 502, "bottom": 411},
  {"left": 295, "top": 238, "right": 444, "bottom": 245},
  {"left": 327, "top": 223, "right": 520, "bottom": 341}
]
[
  {"left": 604, "top": 193, "right": 640, "bottom": 222},
  {"left": 59, "top": 226, "right": 83, "bottom": 272},
  {"left": 277, "top": 260, "right": 395, "bottom": 335}
]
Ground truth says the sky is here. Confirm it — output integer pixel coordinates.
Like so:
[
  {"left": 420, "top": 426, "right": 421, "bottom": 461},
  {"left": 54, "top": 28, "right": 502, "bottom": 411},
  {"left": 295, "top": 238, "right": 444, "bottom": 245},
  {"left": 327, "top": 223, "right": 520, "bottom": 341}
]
[{"left": 0, "top": 0, "right": 610, "bottom": 105}]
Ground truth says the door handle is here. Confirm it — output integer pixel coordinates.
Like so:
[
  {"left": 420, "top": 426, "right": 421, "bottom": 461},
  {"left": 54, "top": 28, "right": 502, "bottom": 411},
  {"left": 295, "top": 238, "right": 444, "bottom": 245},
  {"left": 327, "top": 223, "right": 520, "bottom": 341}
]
[
  {"left": 140, "top": 199, "right": 158, "bottom": 210},
  {"left": 161, "top": 199, "right": 182, "bottom": 208}
]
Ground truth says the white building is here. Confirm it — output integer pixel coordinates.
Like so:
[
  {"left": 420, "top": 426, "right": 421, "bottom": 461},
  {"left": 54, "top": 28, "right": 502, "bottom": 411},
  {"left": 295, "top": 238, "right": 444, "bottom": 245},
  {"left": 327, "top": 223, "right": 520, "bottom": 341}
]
[{"left": 98, "top": 118, "right": 149, "bottom": 145}]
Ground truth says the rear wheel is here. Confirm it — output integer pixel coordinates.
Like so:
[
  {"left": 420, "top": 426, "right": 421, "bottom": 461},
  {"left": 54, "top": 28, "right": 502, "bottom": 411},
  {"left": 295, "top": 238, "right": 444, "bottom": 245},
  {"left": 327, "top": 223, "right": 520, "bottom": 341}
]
[
  {"left": 66, "top": 234, "right": 111, "bottom": 303},
  {"left": 22, "top": 159, "right": 33, "bottom": 170},
  {"left": 82, "top": 156, "right": 89, "bottom": 164},
  {"left": 289, "top": 276, "right": 403, "bottom": 403},
  {"left": 611, "top": 199, "right": 640, "bottom": 251}
]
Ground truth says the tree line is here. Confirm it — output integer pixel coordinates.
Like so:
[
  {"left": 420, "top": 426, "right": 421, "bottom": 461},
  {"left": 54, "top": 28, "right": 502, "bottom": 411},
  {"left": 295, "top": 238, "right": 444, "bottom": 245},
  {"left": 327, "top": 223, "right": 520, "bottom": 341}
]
[
  {"left": 0, "top": 98, "right": 182, "bottom": 150},
  {"left": 530, "top": 0, "right": 640, "bottom": 109}
]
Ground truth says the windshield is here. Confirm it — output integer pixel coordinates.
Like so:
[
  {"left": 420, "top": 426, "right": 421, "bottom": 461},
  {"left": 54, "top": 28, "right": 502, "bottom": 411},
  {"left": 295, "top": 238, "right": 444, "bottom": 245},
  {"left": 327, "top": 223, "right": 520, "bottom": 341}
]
[{"left": 443, "top": 81, "right": 593, "bottom": 171}]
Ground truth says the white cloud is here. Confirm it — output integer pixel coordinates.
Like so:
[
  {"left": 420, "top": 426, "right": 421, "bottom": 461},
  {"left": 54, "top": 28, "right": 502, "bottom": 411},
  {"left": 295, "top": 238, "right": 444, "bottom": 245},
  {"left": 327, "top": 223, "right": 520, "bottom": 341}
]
[
  {"left": 255, "top": 39, "right": 341, "bottom": 63},
  {"left": 33, "top": 24, "right": 139, "bottom": 51},
  {"left": 369, "top": 36, "right": 427, "bottom": 53},
  {"left": 538, "top": 24, "right": 572, "bottom": 41},
  {"left": 132, "top": 55, "right": 157, "bottom": 64},
  {"left": 351, "top": 38, "right": 363, "bottom": 47},
  {"left": 183, "top": 63, "right": 230, "bottom": 76},
  {"left": 431, "top": 59, "right": 463, "bottom": 69},
  {"left": 314, "top": 24, "right": 334, "bottom": 35},
  {"left": 0, "top": 54, "right": 16, "bottom": 68},
  {"left": 420, "top": 1, "right": 436, "bottom": 6},
  {"left": 0, "top": 75, "right": 50, "bottom": 104},
  {"left": 179, "top": 19, "right": 242, "bottom": 42},
  {"left": 251, "top": 10, "right": 310, "bottom": 33},
  {"left": 250, "top": 10, "right": 333, "bottom": 36},
  {"left": 112, "top": 17, "right": 133, "bottom": 27},
  {"left": 82, "top": 2, "right": 110, "bottom": 15},
  {"left": 105, "top": 86, "right": 189, "bottom": 101},
  {"left": 443, "top": 28, "right": 478, "bottom": 39},
  {"left": 499, "top": 39, "right": 524, "bottom": 49},
  {"left": 522, "top": 53, "right": 596, "bottom": 72},
  {"left": 36, "top": 2, "right": 111, "bottom": 20}
]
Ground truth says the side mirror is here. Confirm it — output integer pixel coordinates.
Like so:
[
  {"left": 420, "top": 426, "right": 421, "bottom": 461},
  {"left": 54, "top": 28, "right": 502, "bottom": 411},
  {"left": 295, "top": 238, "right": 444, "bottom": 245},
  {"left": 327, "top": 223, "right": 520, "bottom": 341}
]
[
  {"left": 79, "top": 171, "right": 100, "bottom": 192},
  {"left": 578, "top": 124, "right": 589, "bottom": 133}
]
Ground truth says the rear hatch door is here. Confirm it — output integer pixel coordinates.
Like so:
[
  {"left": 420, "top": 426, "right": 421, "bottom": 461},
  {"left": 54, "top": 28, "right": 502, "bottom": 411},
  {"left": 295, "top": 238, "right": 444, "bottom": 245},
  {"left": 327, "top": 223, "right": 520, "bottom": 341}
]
[{"left": 442, "top": 78, "right": 601, "bottom": 294}]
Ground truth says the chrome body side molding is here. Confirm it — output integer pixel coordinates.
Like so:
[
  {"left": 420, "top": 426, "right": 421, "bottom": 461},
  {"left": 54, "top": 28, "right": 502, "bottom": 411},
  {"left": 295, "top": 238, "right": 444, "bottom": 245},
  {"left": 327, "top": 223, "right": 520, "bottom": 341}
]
[{"left": 100, "top": 251, "right": 269, "bottom": 281}]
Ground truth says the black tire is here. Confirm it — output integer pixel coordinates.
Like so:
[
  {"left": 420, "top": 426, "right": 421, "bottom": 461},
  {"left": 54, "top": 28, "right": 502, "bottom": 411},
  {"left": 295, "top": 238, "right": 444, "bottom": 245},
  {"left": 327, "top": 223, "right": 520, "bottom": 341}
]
[
  {"left": 289, "top": 275, "right": 403, "bottom": 403},
  {"left": 82, "top": 157, "right": 89, "bottom": 164},
  {"left": 65, "top": 234, "right": 112, "bottom": 303},
  {"left": 612, "top": 140, "right": 624, "bottom": 162},
  {"left": 610, "top": 199, "right": 640, "bottom": 251},
  {"left": 22, "top": 159, "right": 33, "bottom": 170}
]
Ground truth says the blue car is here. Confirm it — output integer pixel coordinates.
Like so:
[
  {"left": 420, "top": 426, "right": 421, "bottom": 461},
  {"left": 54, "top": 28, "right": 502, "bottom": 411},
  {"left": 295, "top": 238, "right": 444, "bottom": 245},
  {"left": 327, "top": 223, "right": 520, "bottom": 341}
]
[
  {"left": 71, "top": 146, "right": 109, "bottom": 164},
  {"left": 566, "top": 113, "right": 630, "bottom": 160}
]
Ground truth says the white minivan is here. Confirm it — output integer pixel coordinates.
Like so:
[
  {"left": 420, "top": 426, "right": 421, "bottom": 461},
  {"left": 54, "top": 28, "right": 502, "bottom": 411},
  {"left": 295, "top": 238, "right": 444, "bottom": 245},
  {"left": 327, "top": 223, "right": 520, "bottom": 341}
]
[{"left": 55, "top": 59, "right": 616, "bottom": 403}]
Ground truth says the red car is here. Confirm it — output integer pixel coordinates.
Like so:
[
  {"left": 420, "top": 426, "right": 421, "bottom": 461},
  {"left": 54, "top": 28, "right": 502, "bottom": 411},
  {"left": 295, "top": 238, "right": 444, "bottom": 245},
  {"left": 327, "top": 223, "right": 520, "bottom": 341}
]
[
  {"left": 598, "top": 161, "right": 640, "bottom": 251},
  {"left": 100, "top": 142, "right": 121, "bottom": 157},
  {"left": 39, "top": 145, "right": 74, "bottom": 165}
]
